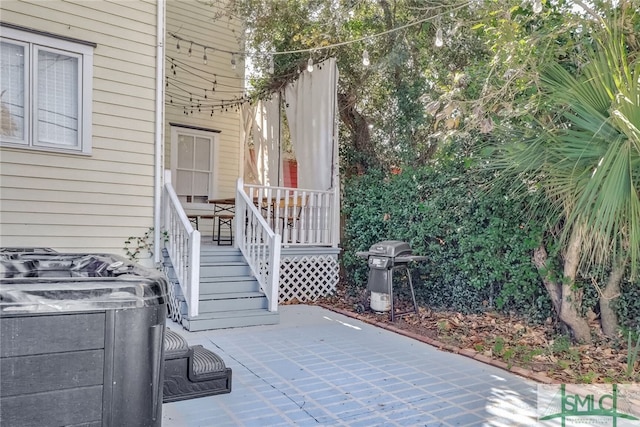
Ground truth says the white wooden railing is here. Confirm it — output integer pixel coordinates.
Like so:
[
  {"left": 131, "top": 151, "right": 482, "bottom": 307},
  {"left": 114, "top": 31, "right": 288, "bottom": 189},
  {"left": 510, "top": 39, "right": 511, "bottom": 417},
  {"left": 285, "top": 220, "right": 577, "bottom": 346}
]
[
  {"left": 235, "top": 178, "right": 281, "bottom": 311},
  {"left": 244, "top": 183, "right": 338, "bottom": 247},
  {"left": 163, "top": 172, "right": 200, "bottom": 317}
]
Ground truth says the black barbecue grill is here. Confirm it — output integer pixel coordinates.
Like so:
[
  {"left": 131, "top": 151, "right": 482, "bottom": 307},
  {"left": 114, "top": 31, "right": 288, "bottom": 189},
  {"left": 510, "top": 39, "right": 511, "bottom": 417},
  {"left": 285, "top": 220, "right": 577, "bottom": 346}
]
[{"left": 356, "top": 240, "right": 426, "bottom": 321}]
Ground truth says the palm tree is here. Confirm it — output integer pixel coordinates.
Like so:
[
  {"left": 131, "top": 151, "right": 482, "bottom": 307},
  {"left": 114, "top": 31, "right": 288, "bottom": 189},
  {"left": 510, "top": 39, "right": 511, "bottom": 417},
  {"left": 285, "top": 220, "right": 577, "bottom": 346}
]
[{"left": 492, "top": 13, "right": 640, "bottom": 343}]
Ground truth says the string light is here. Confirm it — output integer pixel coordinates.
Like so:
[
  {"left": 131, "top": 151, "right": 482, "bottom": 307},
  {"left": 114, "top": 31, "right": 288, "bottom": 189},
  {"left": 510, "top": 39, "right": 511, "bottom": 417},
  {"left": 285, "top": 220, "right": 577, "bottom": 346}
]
[
  {"left": 532, "top": 0, "right": 542, "bottom": 13},
  {"left": 435, "top": 28, "right": 444, "bottom": 47},
  {"left": 203, "top": 47, "right": 207, "bottom": 65},
  {"left": 362, "top": 50, "right": 370, "bottom": 67},
  {"left": 165, "top": 56, "right": 265, "bottom": 115},
  {"left": 168, "top": 4, "right": 465, "bottom": 59},
  {"left": 166, "top": 5, "right": 470, "bottom": 113}
]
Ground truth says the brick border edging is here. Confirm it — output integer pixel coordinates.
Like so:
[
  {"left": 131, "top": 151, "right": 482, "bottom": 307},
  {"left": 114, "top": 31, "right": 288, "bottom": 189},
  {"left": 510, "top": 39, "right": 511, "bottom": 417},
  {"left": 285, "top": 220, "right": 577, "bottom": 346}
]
[{"left": 318, "top": 303, "right": 556, "bottom": 385}]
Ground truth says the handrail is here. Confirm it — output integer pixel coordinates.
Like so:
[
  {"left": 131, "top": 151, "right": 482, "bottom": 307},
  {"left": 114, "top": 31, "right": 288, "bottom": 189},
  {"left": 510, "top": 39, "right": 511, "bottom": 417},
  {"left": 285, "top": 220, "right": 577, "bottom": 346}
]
[
  {"left": 163, "top": 171, "right": 200, "bottom": 317},
  {"left": 235, "top": 178, "right": 281, "bottom": 311},
  {"left": 244, "top": 183, "right": 336, "bottom": 247}
]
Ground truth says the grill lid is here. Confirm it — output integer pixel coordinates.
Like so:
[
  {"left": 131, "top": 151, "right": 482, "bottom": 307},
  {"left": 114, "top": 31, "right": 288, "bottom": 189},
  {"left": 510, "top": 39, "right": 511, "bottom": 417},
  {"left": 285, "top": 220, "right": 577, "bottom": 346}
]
[{"left": 367, "top": 240, "right": 412, "bottom": 258}]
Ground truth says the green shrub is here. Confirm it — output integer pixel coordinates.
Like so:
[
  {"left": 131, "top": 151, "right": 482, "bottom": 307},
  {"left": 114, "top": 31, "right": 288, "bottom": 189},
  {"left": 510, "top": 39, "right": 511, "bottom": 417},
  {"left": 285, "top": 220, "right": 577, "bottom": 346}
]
[
  {"left": 341, "top": 139, "right": 553, "bottom": 322},
  {"left": 342, "top": 138, "right": 640, "bottom": 327}
]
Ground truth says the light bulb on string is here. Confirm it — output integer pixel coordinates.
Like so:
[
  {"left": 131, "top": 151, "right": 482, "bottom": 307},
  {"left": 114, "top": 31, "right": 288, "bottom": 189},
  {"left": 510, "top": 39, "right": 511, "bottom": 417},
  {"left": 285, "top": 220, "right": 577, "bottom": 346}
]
[
  {"left": 188, "top": 42, "right": 192, "bottom": 57},
  {"left": 532, "top": 0, "right": 542, "bottom": 13},
  {"left": 176, "top": 40, "right": 180, "bottom": 51},
  {"left": 362, "top": 50, "right": 370, "bottom": 67},
  {"left": 203, "top": 48, "right": 208, "bottom": 65},
  {"left": 435, "top": 28, "right": 444, "bottom": 47},
  {"left": 307, "top": 56, "right": 314, "bottom": 72},
  {"left": 231, "top": 54, "right": 237, "bottom": 70}
]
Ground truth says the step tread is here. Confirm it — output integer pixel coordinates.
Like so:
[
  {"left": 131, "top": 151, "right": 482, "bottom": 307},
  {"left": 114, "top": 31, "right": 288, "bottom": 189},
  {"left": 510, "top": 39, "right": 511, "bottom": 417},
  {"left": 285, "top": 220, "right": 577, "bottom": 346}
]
[
  {"left": 164, "top": 329, "right": 190, "bottom": 358},
  {"left": 199, "top": 291, "right": 265, "bottom": 300},
  {"left": 191, "top": 345, "right": 228, "bottom": 378},
  {"left": 185, "top": 309, "right": 279, "bottom": 321},
  {"left": 201, "top": 247, "right": 241, "bottom": 252},
  {"left": 201, "top": 261, "right": 248, "bottom": 267},
  {"left": 200, "top": 275, "right": 257, "bottom": 283},
  {"left": 174, "top": 290, "right": 265, "bottom": 303}
]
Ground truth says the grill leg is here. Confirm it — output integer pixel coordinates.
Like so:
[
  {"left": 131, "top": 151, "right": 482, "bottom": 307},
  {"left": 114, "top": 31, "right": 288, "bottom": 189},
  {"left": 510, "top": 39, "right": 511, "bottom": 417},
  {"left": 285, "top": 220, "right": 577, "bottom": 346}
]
[
  {"left": 389, "top": 265, "right": 419, "bottom": 321},
  {"left": 405, "top": 266, "right": 419, "bottom": 316},
  {"left": 389, "top": 267, "right": 395, "bottom": 322}
]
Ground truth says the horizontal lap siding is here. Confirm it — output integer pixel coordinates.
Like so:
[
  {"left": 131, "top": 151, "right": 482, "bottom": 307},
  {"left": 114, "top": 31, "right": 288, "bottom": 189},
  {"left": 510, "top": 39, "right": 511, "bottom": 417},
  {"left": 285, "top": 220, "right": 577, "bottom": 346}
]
[
  {"left": 0, "top": 1, "right": 158, "bottom": 254},
  {"left": 165, "top": 0, "right": 244, "bottom": 199}
]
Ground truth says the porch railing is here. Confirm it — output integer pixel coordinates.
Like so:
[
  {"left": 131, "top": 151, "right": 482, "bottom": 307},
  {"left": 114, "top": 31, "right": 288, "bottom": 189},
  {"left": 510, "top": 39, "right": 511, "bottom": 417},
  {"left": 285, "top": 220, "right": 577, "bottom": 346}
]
[
  {"left": 163, "top": 171, "right": 200, "bottom": 317},
  {"left": 235, "top": 178, "right": 281, "bottom": 311},
  {"left": 244, "top": 183, "right": 337, "bottom": 247}
]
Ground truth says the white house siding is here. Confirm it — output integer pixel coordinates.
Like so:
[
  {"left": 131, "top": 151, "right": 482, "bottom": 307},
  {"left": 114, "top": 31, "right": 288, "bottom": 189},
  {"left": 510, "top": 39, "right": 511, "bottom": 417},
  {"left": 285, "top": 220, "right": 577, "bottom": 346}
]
[
  {"left": 0, "top": 0, "right": 159, "bottom": 255},
  {"left": 164, "top": 0, "right": 244, "bottom": 199}
]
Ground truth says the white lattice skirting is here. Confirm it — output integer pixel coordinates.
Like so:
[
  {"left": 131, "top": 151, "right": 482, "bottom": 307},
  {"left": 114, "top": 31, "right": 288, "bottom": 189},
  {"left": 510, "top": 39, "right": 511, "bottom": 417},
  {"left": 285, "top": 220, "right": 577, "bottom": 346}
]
[{"left": 279, "top": 254, "right": 339, "bottom": 303}]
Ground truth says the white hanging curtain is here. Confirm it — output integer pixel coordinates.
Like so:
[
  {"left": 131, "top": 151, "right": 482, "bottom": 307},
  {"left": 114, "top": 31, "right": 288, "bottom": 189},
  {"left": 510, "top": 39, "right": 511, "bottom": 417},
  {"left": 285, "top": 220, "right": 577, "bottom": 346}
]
[
  {"left": 284, "top": 57, "right": 338, "bottom": 191},
  {"left": 251, "top": 94, "right": 282, "bottom": 186},
  {"left": 241, "top": 102, "right": 258, "bottom": 184}
]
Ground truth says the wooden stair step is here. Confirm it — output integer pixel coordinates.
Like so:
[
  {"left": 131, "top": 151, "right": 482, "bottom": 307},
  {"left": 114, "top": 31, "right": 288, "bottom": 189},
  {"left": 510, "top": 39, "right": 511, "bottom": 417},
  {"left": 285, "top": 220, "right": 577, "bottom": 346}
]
[
  {"left": 178, "top": 292, "right": 268, "bottom": 314},
  {"left": 200, "top": 275, "right": 256, "bottom": 283}
]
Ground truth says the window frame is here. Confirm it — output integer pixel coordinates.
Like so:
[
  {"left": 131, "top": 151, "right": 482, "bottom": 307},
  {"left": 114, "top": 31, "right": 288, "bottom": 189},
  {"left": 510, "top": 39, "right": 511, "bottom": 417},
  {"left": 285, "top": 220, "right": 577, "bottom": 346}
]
[{"left": 0, "top": 25, "right": 93, "bottom": 154}]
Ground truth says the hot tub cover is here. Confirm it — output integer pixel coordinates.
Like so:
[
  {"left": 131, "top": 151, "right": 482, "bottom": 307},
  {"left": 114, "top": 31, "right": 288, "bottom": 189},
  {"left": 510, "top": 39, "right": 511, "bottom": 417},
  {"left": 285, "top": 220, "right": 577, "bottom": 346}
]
[{"left": 0, "top": 252, "right": 167, "bottom": 314}]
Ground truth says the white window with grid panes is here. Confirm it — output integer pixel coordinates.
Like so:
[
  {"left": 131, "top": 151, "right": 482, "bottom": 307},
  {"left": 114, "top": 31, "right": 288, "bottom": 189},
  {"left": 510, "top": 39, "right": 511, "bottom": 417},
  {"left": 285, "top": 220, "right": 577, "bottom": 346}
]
[
  {"left": 0, "top": 25, "right": 93, "bottom": 154},
  {"left": 170, "top": 125, "right": 219, "bottom": 207}
]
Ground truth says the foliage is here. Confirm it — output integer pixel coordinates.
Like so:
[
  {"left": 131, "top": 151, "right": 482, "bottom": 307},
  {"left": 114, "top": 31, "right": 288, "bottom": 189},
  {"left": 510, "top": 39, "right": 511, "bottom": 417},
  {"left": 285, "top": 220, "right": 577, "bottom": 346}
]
[
  {"left": 225, "top": 0, "right": 640, "bottom": 332},
  {"left": 226, "top": 0, "right": 600, "bottom": 173},
  {"left": 123, "top": 227, "right": 169, "bottom": 262},
  {"left": 489, "top": 11, "right": 640, "bottom": 278},
  {"left": 342, "top": 137, "right": 553, "bottom": 322},
  {"left": 626, "top": 328, "right": 640, "bottom": 377},
  {"left": 617, "top": 278, "right": 640, "bottom": 330},
  {"left": 481, "top": 9, "right": 640, "bottom": 342}
]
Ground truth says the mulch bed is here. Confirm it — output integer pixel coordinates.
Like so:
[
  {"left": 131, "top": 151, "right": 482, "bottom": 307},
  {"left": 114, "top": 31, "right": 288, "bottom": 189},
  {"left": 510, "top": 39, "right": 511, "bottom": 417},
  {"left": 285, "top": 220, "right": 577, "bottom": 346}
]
[{"left": 312, "top": 286, "right": 639, "bottom": 385}]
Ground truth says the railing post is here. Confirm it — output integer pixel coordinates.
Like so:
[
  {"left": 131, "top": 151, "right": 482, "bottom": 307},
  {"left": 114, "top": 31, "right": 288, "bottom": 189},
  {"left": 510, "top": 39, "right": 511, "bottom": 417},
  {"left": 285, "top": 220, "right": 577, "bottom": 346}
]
[
  {"left": 163, "top": 170, "right": 172, "bottom": 234},
  {"left": 235, "top": 178, "right": 244, "bottom": 249},
  {"left": 188, "top": 230, "right": 200, "bottom": 317},
  {"left": 332, "top": 184, "right": 340, "bottom": 247},
  {"left": 269, "top": 234, "right": 281, "bottom": 311}
]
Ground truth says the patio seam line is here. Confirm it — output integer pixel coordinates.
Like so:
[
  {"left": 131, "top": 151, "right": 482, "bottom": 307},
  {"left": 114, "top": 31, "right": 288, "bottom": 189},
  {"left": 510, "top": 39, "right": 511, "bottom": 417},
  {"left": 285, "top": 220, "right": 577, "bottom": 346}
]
[
  {"left": 317, "top": 303, "right": 556, "bottom": 385},
  {"left": 205, "top": 338, "right": 326, "bottom": 424}
]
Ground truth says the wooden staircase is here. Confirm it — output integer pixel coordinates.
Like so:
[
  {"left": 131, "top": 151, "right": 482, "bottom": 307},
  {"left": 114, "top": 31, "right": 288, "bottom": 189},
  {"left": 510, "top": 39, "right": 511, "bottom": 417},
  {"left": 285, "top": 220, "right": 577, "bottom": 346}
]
[{"left": 165, "top": 246, "right": 280, "bottom": 331}]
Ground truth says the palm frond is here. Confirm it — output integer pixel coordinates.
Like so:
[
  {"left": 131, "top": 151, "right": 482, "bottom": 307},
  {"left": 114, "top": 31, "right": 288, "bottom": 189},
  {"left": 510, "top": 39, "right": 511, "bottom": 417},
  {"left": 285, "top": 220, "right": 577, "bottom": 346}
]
[{"left": 491, "top": 13, "right": 640, "bottom": 277}]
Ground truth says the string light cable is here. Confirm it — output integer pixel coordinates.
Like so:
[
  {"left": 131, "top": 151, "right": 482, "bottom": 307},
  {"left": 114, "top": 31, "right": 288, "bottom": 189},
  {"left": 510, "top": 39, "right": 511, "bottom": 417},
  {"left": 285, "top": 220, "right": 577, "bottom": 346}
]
[{"left": 167, "top": 1, "right": 475, "bottom": 61}]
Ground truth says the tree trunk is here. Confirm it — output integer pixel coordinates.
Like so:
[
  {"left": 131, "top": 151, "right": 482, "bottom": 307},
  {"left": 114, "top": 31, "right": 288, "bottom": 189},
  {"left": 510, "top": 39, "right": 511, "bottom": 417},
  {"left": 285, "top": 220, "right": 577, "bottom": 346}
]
[
  {"left": 600, "top": 258, "right": 626, "bottom": 338},
  {"left": 532, "top": 245, "right": 562, "bottom": 316},
  {"left": 338, "top": 92, "right": 377, "bottom": 174},
  {"left": 559, "top": 226, "right": 592, "bottom": 343}
]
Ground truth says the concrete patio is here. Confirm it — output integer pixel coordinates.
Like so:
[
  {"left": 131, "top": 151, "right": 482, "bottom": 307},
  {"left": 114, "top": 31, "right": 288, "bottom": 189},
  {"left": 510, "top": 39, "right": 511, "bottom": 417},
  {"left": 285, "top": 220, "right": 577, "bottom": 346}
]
[{"left": 162, "top": 304, "right": 542, "bottom": 426}]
